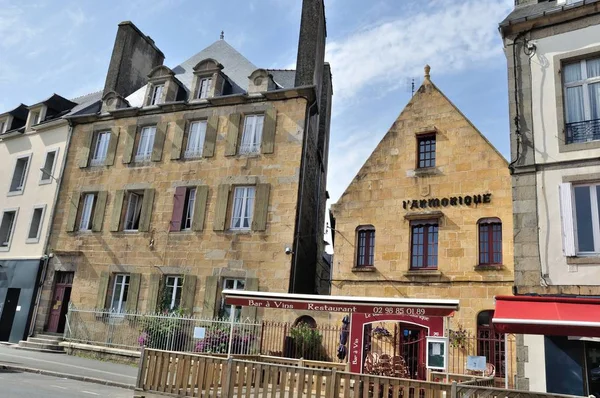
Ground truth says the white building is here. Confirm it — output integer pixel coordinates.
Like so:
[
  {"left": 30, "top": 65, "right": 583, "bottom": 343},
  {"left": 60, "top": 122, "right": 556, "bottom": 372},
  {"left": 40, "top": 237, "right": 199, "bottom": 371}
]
[{"left": 498, "top": 1, "right": 600, "bottom": 395}]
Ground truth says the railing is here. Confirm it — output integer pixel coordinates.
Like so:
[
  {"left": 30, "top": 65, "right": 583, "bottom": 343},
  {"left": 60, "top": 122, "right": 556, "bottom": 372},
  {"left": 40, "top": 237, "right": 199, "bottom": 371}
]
[
  {"left": 183, "top": 149, "right": 203, "bottom": 159},
  {"left": 239, "top": 144, "right": 260, "bottom": 154},
  {"left": 566, "top": 118, "right": 600, "bottom": 144},
  {"left": 137, "top": 349, "right": 584, "bottom": 398}
]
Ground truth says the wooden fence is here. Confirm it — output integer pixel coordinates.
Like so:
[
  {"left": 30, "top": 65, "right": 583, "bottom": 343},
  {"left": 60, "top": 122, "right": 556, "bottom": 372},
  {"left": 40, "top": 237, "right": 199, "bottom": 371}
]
[{"left": 135, "top": 348, "right": 585, "bottom": 398}]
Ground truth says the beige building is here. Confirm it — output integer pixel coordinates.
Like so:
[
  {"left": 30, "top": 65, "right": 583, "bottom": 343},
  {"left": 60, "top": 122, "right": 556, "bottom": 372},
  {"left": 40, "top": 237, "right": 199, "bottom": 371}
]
[
  {"left": 36, "top": 1, "right": 331, "bottom": 334},
  {"left": 331, "top": 68, "right": 513, "bottom": 379}
]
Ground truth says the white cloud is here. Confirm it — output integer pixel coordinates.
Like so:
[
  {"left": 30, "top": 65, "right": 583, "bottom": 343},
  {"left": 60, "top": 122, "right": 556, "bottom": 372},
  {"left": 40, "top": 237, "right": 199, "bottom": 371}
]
[{"left": 0, "top": 6, "right": 38, "bottom": 49}]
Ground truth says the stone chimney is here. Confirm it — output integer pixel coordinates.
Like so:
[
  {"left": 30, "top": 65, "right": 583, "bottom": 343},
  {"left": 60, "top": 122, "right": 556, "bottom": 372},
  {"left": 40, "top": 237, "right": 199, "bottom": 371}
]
[
  {"left": 294, "top": 0, "right": 327, "bottom": 101},
  {"left": 102, "top": 21, "right": 165, "bottom": 98}
]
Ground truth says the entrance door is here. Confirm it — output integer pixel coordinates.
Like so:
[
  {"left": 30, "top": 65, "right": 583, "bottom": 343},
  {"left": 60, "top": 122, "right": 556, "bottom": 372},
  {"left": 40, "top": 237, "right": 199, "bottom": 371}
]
[
  {"left": 0, "top": 288, "right": 21, "bottom": 341},
  {"left": 47, "top": 272, "right": 74, "bottom": 333},
  {"left": 399, "top": 324, "right": 426, "bottom": 380}
]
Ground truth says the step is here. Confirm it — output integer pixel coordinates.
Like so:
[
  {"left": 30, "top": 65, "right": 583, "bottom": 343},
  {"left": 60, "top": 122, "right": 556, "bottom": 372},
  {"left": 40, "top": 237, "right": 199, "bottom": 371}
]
[
  {"left": 27, "top": 337, "right": 63, "bottom": 345},
  {"left": 17, "top": 340, "right": 64, "bottom": 351},
  {"left": 34, "top": 333, "right": 64, "bottom": 341},
  {"left": 13, "top": 345, "right": 66, "bottom": 354}
]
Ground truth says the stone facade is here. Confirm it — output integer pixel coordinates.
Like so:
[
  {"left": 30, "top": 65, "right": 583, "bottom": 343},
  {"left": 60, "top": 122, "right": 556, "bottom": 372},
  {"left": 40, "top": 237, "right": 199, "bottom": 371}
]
[{"left": 331, "top": 72, "right": 514, "bottom": 334}]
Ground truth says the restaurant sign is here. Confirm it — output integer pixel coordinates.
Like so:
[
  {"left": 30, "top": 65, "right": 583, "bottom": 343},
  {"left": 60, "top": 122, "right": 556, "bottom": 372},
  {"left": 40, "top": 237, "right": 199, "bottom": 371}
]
[{"left": 403, "top": 193, "right": 491, "bottom": 210}]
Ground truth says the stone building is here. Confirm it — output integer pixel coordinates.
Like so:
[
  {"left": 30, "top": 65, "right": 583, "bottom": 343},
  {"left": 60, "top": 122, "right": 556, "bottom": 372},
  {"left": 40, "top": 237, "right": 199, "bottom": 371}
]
[
  {"left": 497, "top": 0, "right": 600, "bottom": 395},
  {"left": 330, "top": 68, "right": 513, "bottom": 379},
  {"left": 35, "top": 0, "right": 331, "bottom": 333}
]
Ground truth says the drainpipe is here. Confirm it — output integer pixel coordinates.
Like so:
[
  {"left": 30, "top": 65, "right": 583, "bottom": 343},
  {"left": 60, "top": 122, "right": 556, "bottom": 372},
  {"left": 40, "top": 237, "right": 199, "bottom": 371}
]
[{"left": 28, "top": 119, "right": 74, "bottom": 337}]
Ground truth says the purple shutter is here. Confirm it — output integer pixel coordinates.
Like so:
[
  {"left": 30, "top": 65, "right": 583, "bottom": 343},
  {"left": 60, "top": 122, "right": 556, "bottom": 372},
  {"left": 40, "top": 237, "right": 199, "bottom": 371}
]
[{"left": 170, "top": 186, "right": 187, "bottom": 232}]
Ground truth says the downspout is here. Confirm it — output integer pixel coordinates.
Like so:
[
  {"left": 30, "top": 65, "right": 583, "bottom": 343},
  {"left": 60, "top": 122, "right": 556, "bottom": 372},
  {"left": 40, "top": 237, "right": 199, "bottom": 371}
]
[{"left": 28, "top": 119, "right": 74, "bottom": 336}]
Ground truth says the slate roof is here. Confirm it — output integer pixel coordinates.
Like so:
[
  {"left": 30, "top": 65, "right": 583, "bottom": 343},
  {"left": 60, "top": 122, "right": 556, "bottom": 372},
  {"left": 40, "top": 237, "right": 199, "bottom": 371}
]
[
  {"left": 67, "top": 90, "right": 103, "bottom": 116},
  {"left": 500, "top": 0, "right": 600, "bottom": 26},
  {"left": 268, "top": 69, "right": 296, "bottom": 89}
]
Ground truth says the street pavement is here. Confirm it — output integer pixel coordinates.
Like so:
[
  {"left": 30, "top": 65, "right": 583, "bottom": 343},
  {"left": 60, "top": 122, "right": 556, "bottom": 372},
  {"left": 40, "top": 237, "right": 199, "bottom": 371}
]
[
  {"left": 0, "top": 344, "right": 137, "bottom": 388},
  {"left": 0, "top": 369, "right": 131, "bottom": 397}
]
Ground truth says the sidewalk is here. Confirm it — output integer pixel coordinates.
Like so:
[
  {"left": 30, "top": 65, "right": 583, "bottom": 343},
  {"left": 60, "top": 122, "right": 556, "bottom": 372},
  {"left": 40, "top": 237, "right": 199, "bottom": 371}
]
[{"left": 0, "top": 344, "right": 137, "bottom": 389}]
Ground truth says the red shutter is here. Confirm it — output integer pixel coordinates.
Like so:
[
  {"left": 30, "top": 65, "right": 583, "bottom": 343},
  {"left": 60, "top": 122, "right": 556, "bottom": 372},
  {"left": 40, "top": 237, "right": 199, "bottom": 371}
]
[{"left": 170, "top": 186, "right": 187, "bottom": 232}]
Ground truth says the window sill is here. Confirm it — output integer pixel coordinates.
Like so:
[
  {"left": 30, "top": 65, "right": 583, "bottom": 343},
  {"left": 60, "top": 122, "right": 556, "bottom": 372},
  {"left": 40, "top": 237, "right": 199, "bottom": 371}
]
[
  {"left": 0, "top": 247, "right": 10, "bottom": 252},
  {"left": 566, "top": 256, "right": 600, "bottom": 265},
  {"left": 25, "top": 238, "right": 40, "bottom": 244},
  {"left": 404, "top": 270, "right": 442, "bottom": 277},
  {"left": 39, "top": 179, "right": 52, "bottom": 186},
  {"left": 474, "top": 264, "right": 505, "bottom": 271},
  {"left": 352, "top": 266, "right": 376, "bottom": 273},
  {"left": 228, "top": 229, "right": 252, "bottom": 234},
  {"left": 122, "top": 230, "right": 140, "bottom": 233},
  {"left": 236, "top": 152, "right": 261, "bottom": 158},
  {"left": 7, "top": 190, "right": 24, "bottom": 197},
  {"left": 413, "top": 167, "right": 439, "bottom": 177}
]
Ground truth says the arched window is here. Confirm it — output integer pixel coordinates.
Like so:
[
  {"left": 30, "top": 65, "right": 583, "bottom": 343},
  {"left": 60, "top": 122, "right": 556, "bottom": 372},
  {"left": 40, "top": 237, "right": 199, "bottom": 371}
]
[
  {"left": 477, "top": 310, "right": 506, "bottom": 377},
  {"left": 478, "top": 218, "right": 502, "bottom": 266},
  {"left": 356, "top": 225, "right": 375, "bottom": 267}
]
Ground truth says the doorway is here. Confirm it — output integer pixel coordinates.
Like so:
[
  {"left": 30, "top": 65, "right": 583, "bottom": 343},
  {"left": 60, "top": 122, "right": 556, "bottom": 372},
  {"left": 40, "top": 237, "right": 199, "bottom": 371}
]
[
  {"left": 398, "top": 324, "right": 426, "bottom": 380},
  {"left": 0, "top": 288, "right": 21, "bottom": 341},
  {"left": 47, "top": 272, "right": 73, "bottom": 333}
]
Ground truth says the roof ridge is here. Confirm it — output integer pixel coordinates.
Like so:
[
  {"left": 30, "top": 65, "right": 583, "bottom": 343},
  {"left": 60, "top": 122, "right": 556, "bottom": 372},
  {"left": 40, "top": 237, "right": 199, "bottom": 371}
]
[{"left": 70, "top": 90, "right": 103, "bottom": 103}]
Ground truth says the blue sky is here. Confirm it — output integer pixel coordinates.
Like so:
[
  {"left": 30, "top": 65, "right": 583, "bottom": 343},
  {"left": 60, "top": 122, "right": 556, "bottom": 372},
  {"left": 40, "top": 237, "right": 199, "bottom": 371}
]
[{"left": 0, "top": 0, "right": 514, "bottom": 202}]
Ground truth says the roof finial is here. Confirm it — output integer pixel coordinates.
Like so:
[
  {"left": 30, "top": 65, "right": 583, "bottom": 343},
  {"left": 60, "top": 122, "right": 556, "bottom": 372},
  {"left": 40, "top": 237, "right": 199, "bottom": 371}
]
[
  {"left": 220, "top": 31, "right": 224, "bottom": 40},
  {"left": 424, "top": 64, "right": 431, "bottom": 80}
]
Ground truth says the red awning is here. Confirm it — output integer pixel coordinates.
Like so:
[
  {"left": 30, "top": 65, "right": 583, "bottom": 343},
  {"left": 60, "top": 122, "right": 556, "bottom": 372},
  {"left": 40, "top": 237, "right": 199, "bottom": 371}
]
[{"left": 493, "top": 295, "right": 600, "bottom": 337}]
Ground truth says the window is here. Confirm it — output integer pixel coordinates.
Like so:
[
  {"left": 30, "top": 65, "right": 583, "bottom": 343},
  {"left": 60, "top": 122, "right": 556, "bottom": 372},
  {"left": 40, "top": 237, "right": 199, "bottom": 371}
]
[
  {"left": 30, "top": 111, "right": 40, "bottom": 126},
  {"left": 9, "top": 155, "right": 30, "bottom": 193},
  {"left": 220, "top": 278, "right": 245, "bottom": 319},
  {"left": 417, "top": 135, "right": 436, "bottom": 168},
  {"left": 150, "top": 84, "right": 164, "bottom": 105},
  {"left": 572, "top": 183, "right": 600, "bottom": 254},
  {"left": 79, "top": 193, "right": 97, "bottom": 231},
  {"left": 182, "top": 188, "right": 196, "bottom": 230},
  {"left": 477, "top": 310, "right": 506, "bottom": 377},
  {"left": 124, "top": 192, "right": 143, "bottom": 231},
  {"left": 231, "top": 186, "right": 255, "bottom": 230},
  {"left": 410, "top": 221, "right": 438, "bottom": 269},
  {"left": 184, "top": 121, "right": 207, "bottom": 159},
  {"left": 110, "top": 274, "right": 130, "bottom": 313},
  {"left": 0, "top": 121, "right": 5, "bottom": 134},
  {"left": 0, "top": 210, "right": 17, "bottom": 250},
  {"left": 164, "top": 276, "right": 183, "bottom": 311},
  {"left": 135, "top": 126, "right": 156, "bottom": 162},
  {"left": 198, "top": 78, "right": 212, "bottom": 99},
  {"left": 564, "top": 58, "right": 600, "bottom": 144},
  {"left": 478, "top": 218, "right": 502, "bottom": 266},
  {"left": 40, "top": 149, "right": 58, "bottom": 183},
  {"left": 91, "top": 131, "right": 111, "bottom": 166},
  {"left": 27, "top": 206, "right": 45, "bottom": 243},
  {"left": 239, "top": 114, "right": 264, "bottom": 154},
  {"left": 356, "top": 226, "right": 375, "bottom": 267}
]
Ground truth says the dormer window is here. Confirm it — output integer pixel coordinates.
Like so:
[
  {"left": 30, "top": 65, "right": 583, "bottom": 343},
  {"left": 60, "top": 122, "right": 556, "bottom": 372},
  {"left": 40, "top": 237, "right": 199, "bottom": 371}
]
[
  {"left": 145, "top": 65, "right": 183, "bottom": 106},
  {"left": 198, "top": 78, "right": 212, "bottom": 99},
  {"left": 191, "top": 59, "right": 225, "bottom": 100},
  {"left": 0, "top": 120, "right": 5, "bottom": 134},
  {"left": 150, "top": 84, "right": 164, "bottom": 105},
  {"left": 31, "top": 111, "right": 40, "bottom": 125}
]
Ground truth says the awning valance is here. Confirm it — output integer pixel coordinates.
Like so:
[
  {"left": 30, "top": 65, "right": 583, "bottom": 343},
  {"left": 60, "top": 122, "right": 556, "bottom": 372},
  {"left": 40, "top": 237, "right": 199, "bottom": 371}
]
[
  {"left": 493, "top": 295, "right": 600, "bottom": 337},
  {"left": 223, "top": 290, "right": 459, "bottom": 316}
]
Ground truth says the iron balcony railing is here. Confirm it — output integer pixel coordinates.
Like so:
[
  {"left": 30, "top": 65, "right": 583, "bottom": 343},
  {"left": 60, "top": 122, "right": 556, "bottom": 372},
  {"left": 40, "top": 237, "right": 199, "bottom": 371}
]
[{"left": 566, "top": 118, "right": 600, "bottom": 144}]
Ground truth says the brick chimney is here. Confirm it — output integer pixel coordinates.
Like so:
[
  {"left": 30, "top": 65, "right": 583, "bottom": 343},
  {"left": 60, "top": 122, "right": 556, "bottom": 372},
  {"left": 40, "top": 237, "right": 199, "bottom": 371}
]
[{"left": 102, "top": 21, "right": 165, "bottom": 98}]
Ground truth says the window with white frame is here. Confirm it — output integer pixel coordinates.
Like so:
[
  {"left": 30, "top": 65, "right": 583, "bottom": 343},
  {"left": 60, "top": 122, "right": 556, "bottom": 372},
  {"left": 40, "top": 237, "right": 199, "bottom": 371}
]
[
  {"left": 110, "top": 274, "right": 130, "bottom": 313},
  {"left": 27, "top": 206, "right": 45, "bottom": 243},
  {"left": 30, "top": 111, "right": 40, "bottom": 126},
  {"left": 79, "top": 193, "right": 97, "bottom": 231},
  {"left": 231, "top": 186, "right": 255, "bottom": 230},
  {"left": 239, "top": 114, "right": 264, "bottom": 154},
  {"left": 184, "top": 121, "right": 207, "bottom": 159},
  {"left": 0, "top": 120, "right": 5, "bottom": 134},
  {"left": 570, "top": 183, "right": 600, "bottom": 254},
  {"left": 198, "top": 78, "right": 212, "bottom": 99},
  {"left": 164, "top": 276, "right": 183, "bottom": 311},
  {"left": 91, "top": 132, "right": 111, "bottom": 166},
  {"left": 9, "top": 155, "right": 30, "bottom": 193},
  {"left": 40, "top": 149, "right": 58, "bottom": 183},
  {"left": 135, "top": 126, "right": 156, "bottom": 162},
  {"left": 0, "top": 210, "right": 17, "bottom": 250},
  {"left": 124, "top": 192, "right": 143, "bottom": 231},
  {"left": 150, "top": 84, "right": 164, "bottom": 105},
  {"left": 182, "top": 188, "right": 196, "bottom": 230},
  {"left": 220, "top": 278, "right": 245, "bottom": 319},
  {"left": 563, "top": 58, "right": 600, "bottom": 144}
]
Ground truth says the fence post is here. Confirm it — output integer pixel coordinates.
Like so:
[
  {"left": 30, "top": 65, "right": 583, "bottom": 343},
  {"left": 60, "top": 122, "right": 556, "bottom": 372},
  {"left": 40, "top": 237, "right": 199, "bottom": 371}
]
[
  {"left": 222, "top": 357, "right": 234, "bottom": 396},
  {"left": 327, "top": 368, "right": 337, "bottom": 397},
  {"left": 451, "top": 381, "right": 457, "bottom": 398},
  {"left": 136, "top": 346, "right": 146, "bottom": 389},
  {"left": 259, "top": 320, "right": 265, "bottom": 354}
]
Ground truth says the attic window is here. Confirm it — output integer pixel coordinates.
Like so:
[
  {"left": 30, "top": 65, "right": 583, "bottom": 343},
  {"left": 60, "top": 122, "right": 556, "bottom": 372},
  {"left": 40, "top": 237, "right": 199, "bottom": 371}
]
[
  {"left": 198, "top": 78, "right": 212, "bottom": 99},
  {"left": 0, "top": 120, "right": 5, "bottom": 134},
  {"left": 417, "top": 134, "right": 436, "bottom": 168},
  {"left": 31, "top": 111, "right": 40, "bottom": 125},
  {"left": 150, "top": 84, "right": 164, "bottom": 105}
]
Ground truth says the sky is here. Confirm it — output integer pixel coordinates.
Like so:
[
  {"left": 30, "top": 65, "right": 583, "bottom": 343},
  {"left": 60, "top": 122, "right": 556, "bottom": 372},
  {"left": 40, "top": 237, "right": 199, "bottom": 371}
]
[{"left": 0, "top": 0, "right": 514, "bottom": 203}]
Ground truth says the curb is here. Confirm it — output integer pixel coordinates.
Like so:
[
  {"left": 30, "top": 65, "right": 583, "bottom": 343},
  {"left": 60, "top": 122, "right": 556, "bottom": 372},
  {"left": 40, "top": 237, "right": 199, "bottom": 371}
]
[{"left": 0, "top": 363, "right": 135, "bottom": 390}]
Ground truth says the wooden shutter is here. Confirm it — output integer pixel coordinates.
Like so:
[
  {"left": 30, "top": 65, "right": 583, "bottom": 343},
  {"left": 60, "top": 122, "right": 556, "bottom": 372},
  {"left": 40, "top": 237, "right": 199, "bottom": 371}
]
[
  {"left": 139, "top": 188, "right": 155, "bottom": 232},
  {"left": 79, "top": 131, "right": 93, "bottom": 168},
  {"left": 125, "top": 273, "right": 141, "bottom": 313},
  {"left": 146, "top": 273, "right": 161, "bottom": 313},
  {"left": 240, "top": 278, "right": 259, "bottom": 320},
  {"left": 170, "top": 186, "right": 187, "bottom": 232},
  {"left": 92, "top": 191, "right": 108, "bottom": 232},
  {"left": 96, "top": 271, "right": 110, "bottom": 310},
  {"left": 171, "top": 120, "right": 186, "bottom": 160},
  {"left": 213, "top": 184, "right": 231, "bottom": 231},
  {"left": 122, "top": 125, "right": 136, "bottom": 164},
  {"left": 202, "top": 275, "right": 219, "bottom": 317},
  {"left": 559, "top": 182, "right": 576, "bottom": 257},
  {"left": 192, "top": 185, "right": 209, "bottom": 232},
  {"left": 252, "top": 183, "right": 271, "bottom": 231},
  {"left": 151, "top": 123, "right": 167, "bottom": 162},
  {"left": 110, "top": 190, "right": 125, "bottom": 232},
  {"left": 203, "top": 115, "right": 219, "bottom": 158},
  {"left": 224, "top": 113, "right": 240, "bottom": 156},
  {"left": 104, "top": 128, "right": 120, "bottom": 166},
  {"left": 261, "top": 108, "right": 277, "bottom": 154},
  {"left": 66, "top": 192, "right": 81, "bottom": 232},
  {"left": 180, "top": 275, "right": 198, "bottom": 315}
]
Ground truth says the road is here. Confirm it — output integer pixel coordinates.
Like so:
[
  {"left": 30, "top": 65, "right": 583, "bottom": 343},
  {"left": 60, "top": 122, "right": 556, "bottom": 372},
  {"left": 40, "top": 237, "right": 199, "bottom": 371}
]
[{"left": 0, "top": 369, "right": 131, "bottom": 397}]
